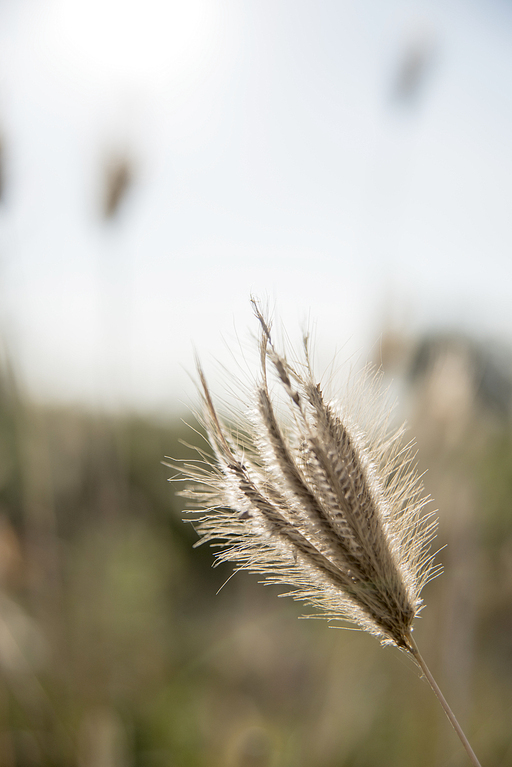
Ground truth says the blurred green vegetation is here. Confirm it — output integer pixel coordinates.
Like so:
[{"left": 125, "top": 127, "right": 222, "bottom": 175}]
[{"left": 0, "top": 336, "right": 510, "bottom": 767}]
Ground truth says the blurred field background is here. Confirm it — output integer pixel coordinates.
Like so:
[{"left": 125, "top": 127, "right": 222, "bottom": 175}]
[
  {"left": 1, "top": 322, "right": 512, "bottom": 767},
  {"left": 0, "top": 0, "right": 511, "bottom": 765}
]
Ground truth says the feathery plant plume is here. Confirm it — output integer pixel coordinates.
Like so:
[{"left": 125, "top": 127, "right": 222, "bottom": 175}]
[{"left": 171, "top": 300, "right": 482, "bottom": 767}]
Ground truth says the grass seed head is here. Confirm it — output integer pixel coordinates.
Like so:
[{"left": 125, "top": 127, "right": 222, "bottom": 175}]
[{"left": 174, "top": 303, "right": 440, "bottom": 651}]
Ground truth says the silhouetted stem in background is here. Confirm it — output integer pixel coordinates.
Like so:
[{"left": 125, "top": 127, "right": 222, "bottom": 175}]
[{"left": 408, "top": 635, "right": 482, "bottom": 767}]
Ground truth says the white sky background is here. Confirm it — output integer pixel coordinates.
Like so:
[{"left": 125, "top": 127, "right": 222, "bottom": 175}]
[{"left": 0, "top": 0, "right": 511, "bottom": 411}]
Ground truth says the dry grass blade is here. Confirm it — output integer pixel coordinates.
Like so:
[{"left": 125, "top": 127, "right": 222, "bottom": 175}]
[{"left": 171, "top": 301, "right": 482, "bottom": 767}]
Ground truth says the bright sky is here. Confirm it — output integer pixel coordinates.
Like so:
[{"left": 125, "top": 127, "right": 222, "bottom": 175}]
[{"left": 0, "top": 0, "right": 511, "bottom": 411}]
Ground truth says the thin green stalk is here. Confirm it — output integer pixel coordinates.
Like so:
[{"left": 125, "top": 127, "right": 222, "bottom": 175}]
[{"left": 408, "top": 635, "right": 482, "bottom": 767}]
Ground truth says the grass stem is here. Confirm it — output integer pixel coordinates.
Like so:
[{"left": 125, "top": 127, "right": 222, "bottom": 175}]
[{"left": 408, "top": 635, "right": 482, "bottom": 767}]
